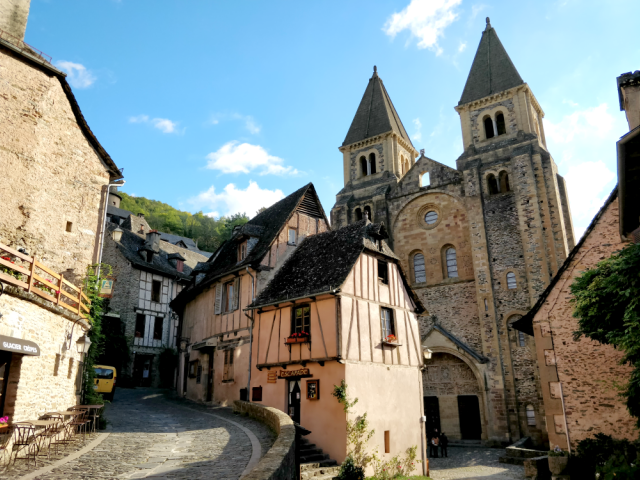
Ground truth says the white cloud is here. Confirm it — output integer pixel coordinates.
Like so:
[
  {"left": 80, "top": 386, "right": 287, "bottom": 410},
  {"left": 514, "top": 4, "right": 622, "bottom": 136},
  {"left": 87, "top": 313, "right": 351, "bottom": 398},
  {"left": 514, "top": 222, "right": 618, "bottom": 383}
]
[
  {"left": 210, "top": 113, "right": 261, "bottom": 134},
  {"left": 564, "top": 161, "right": 615, "bottom": 239},
  {"left": 191, "top": 181, "right": 285, "bottom": 218},
  {"left": 383, "top": 0, "right": 462, "bottom": 55},
  {"left": 56, "top": 61, "right": 96, "bottom": 88},
  {"left": 412, "top": 118, "right": 423, "bottom": 141},
  {"left": 458, "top": 41, "right": 467, "bottom": 52},
  {"left": 206, "top": 141, "right": 299, "bottom": 176},
  {"left": 129, "top": 115, "right": 180, "bottom": 134},
  {"left": 544, "top": 103, "right": 614, "bottom": 144}
]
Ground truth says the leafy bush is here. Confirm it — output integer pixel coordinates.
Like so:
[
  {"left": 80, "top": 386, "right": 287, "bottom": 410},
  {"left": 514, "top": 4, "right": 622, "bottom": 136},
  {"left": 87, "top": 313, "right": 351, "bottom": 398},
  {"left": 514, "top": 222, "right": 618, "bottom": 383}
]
[
  {"left": 337, "top": 455, "right": 364, "bottom": 480},
  {"left": 574, "top": 433, "right": 640, "bottom": 478},
  {"left": 371, "top": 446, "right": 420, "bottom": 480}
]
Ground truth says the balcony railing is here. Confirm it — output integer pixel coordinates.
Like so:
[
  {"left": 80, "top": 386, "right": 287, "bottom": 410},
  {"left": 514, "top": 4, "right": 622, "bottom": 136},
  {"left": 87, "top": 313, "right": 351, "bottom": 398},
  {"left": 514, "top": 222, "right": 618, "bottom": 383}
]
[
  {"left": 0, "top": 27, "right": 52, "bottom": 64},
  {"left": 0, "top": 242, "right": 91, "bottom": 319}
]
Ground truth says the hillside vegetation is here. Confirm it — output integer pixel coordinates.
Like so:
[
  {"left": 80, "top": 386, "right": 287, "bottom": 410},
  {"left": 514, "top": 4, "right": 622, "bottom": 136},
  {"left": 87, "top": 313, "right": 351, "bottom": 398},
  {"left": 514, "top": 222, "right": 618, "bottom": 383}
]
[{"left": 118, "top": 192, "right": 248, "bottom": 253}]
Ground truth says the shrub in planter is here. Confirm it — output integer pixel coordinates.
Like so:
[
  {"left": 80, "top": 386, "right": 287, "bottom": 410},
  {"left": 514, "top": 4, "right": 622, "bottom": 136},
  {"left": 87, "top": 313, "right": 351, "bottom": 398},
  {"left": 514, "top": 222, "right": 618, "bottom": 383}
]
[
  {"left": 337, "top": 455, "right": 364, "bottom": 480},
  {"left": 574, "top": 433, "right": 640, "bottom": 478}
]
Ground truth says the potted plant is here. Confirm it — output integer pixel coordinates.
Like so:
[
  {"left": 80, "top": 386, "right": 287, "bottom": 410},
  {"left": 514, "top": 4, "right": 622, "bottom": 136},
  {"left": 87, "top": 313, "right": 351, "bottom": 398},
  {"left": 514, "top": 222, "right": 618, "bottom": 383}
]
[
  {"left": 285, "top": 332, "right": 310, "bottom": 344},
  {"left": 548, "top": 446, "right": 569, "bottom": 475},
  {"left": 383, "top": 334, "right": 399, "bottom": 344},
  {"left": 0, "top": 416, "right": 9, "bottom": 430}
]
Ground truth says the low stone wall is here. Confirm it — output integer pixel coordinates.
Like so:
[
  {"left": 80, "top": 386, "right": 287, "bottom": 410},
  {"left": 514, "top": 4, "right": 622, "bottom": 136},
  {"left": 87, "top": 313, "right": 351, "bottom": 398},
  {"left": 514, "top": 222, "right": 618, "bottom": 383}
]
[{"left": 233, "top": 401, "right": 296, "bottom": 480}]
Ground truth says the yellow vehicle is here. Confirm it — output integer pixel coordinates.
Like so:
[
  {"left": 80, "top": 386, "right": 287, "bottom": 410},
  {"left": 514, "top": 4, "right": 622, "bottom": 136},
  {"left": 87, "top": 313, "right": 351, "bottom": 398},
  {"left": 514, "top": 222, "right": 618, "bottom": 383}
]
[{"left": 93, "top": 365, "right": 117, "bottom": 401}]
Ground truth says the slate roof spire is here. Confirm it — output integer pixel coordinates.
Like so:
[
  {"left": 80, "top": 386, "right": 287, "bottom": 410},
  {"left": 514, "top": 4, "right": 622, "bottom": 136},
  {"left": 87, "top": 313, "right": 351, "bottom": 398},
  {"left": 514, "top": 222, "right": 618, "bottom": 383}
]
[
  {"left": 458, "top": 18, "right": 524, "bottom": 105},
  {"left": 343, "top": 66, "right": 412, "bottom": 147}
]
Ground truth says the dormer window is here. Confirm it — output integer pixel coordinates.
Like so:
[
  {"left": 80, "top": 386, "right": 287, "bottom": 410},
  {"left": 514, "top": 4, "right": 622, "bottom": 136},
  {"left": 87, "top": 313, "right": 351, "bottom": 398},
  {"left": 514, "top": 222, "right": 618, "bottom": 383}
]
[
  {"left": 288, "top": 228, "right": 297, "bottom": 245},
  {"left": 238, "top": 241, "right": 247, "bottom": 261}
]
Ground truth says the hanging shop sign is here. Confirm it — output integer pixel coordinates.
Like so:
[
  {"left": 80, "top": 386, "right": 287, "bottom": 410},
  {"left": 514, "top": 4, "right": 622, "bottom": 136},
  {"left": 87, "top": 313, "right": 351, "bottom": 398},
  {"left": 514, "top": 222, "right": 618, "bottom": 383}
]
[
  {"left": 0, "top": 335, "right": 40, "bottom": 356},
  {"left": 99, "top": 279, "right": 115, "bottom": 298},
  {"left": 278, "top": 368, "right": 311, "bottom": 379},
  {"left": 267, "top": 372, "right": 277, "bottom": 383}
]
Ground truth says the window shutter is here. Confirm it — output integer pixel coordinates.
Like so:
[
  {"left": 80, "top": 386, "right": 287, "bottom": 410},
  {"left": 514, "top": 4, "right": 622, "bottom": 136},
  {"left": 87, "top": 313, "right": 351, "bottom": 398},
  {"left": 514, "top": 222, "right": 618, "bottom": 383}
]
[
  {"left": 232, "top": 277, "right": 240, "bottom": 311},
  {"left": 214, "top": 284, "right": 223, "bottom": 314}
]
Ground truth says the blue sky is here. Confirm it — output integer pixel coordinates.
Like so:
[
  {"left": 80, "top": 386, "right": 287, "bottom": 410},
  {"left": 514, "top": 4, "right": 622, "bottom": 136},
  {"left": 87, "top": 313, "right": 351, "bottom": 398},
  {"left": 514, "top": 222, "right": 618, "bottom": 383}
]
[{"left": 25, "top": 0, "right": 639, "bottom": 239}]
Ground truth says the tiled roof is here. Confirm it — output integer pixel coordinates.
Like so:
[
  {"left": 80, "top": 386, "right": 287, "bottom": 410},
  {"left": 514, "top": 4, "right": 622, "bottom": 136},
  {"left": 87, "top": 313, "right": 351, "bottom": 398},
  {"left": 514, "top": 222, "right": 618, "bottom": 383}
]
[
  {"left": 343, "top": 67, "right": 412, "bottom": 147},
  {"left": 249, "top": 220, "right": 425, "bottom": 312},
  {"left": 459, "top": 20, "right": 524, "bottom": 105},
  {"left": 171, "top": 183, "right": 329, "bottom": 308}
]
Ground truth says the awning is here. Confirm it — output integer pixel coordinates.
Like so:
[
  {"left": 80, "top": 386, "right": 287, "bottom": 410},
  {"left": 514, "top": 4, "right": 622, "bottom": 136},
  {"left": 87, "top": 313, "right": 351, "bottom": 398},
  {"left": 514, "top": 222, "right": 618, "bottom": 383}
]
[
  {"left": 191, "top": 337, "right": 218, "bottom": 350},
  {"left": 0, "top": 335, "right": 40, "bottom": 356}
]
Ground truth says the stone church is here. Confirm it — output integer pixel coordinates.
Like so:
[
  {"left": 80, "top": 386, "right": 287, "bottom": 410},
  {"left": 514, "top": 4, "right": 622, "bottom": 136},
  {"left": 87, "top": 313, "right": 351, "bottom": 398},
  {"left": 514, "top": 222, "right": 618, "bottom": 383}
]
[{"left": 331, "top": 19, "right": 574, "bottom": 446}]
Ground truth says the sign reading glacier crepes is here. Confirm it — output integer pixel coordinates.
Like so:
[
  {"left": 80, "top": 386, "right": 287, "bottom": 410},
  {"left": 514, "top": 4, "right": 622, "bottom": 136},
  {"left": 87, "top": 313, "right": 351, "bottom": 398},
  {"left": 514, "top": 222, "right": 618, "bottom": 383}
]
[{"left": 0, "top": 335, "right": 40, "bottom": 356}]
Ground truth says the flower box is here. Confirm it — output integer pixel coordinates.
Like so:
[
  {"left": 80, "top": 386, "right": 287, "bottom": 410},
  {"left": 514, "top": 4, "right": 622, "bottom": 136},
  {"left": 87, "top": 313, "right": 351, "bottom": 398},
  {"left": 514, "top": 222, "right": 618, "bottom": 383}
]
[{"left": 285, "top": 336, "right": 310, "bottom": 344}]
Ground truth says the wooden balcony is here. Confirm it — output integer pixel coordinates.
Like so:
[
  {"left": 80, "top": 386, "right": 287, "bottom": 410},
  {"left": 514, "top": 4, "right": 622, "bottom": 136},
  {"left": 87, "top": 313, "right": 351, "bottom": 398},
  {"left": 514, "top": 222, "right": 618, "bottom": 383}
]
[{"left": 0, "top": 242, "right": 91, "bottom": 319}]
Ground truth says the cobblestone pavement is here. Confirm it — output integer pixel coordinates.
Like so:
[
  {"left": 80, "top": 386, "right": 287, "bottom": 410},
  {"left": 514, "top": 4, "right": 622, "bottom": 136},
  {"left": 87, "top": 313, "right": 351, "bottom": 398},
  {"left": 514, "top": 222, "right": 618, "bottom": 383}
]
[
  {"left": 1, "top": 388, "right": 275, "bottom": 480},
  {"left": 428, "top": 447, "right": 525, "bottom": 480}
]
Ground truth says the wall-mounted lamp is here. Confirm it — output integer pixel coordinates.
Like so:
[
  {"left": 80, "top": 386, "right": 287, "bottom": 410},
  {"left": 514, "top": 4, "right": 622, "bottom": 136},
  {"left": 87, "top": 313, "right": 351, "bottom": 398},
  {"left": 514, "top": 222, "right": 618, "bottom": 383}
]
[
  {"left": 76, "top": 333, "right": 92, "bottom": 356},
  {"left": 423, "top": 348, "right": 433, "bottom": 360},
  {"left": 111, "top": 227, "right": 123, "bottom": 242}
]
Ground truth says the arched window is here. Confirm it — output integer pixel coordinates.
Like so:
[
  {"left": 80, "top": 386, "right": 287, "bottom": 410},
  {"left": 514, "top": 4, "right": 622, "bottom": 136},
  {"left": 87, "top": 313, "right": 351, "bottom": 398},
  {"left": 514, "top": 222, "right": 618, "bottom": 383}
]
[
  {"left": 369, "top": 153, "right": 377, "bottom": 174},
  {"left": 496, "top": 113, "right": 506, "bottom": 135},
  {"left": 506, "top": 272, "right": 517, "bottom": 289},
  {"left": 526, "top": 405, "right": 536, "bottom": 426},
  {"left": 445, "top": 247, "right": 458, "bottom": 278},
  {"left": 413, "top": 253, "right": 426, "bottom": 283},
  {"left": 360, "top": 156, "right": 368, "bottom": 177},
  {"left": 484, "top": 117, "right": 495, "bottom": 139},
  {"left": 518, "top": 330, "right": 526, "bottom": 347},
  {"left": 355, "top": 208, "right": 363, "bottom": 221},
  {"left": 364, "top": 205, "right": 372, "bottom": 221},
  {"left": 499, "top": 171, "right": 510, "bottom": 192},
  {"left": 487, "top": 174, "right": 499, "bottom": 195}
]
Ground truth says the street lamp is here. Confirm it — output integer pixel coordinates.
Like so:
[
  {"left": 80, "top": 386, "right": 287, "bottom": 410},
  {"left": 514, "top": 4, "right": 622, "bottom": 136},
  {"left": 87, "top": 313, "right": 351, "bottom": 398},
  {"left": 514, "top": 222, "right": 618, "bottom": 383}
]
[
  {"left": 76, "top": 333, "right": 92, "bottom": 356},
  {"left": 423, "top": 348, "right": 433, "bottom": 360},
  {"left": 111, "top": 227, "right": 123, "bottom": 242}
]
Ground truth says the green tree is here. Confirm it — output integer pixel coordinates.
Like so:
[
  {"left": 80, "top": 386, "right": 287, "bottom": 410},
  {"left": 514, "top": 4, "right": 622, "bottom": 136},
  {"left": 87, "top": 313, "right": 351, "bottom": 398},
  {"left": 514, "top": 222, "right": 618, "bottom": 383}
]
[{"left": 572, "top": 242, "right": 640, "bottom": 424}]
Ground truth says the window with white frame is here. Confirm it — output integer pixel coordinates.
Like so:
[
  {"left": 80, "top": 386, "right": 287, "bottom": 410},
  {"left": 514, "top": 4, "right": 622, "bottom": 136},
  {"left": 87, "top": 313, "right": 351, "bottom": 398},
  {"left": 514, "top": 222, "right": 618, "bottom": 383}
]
[
  {"left": 288, "top": 228, "right": 297, "bottom": 244},
  {"left": 380, "top": 308, "right": 395, "bottom": 341},
  {"left": 526, "top": 405, "right": 536, "bottom": 426}
]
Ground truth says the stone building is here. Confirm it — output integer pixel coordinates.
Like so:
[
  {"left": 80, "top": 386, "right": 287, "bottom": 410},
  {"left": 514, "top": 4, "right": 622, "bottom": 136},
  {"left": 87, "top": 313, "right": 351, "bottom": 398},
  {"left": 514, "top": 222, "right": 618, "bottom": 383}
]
[
  {"left": 512, "top": 71, "right": 640, "bottom": 450},
  {"left": 171, "top": 183, "right": 329, "bottom": 405},
  {"left": 0, "top": 0, "right": 122, "bottom": 433},
  {"left": 101, "top": 202, "right": 209, "bottom": 388},
  {"left": 331, "top": 19, "right": 575, "bottom": 446},
  {"left": 247, "top": 219, "right": 427, "bottom": 473}
]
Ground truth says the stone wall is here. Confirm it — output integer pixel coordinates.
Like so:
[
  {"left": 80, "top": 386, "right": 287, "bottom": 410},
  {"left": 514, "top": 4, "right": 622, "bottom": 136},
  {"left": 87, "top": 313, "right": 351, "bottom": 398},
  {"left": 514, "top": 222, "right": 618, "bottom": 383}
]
[
  {"left": 0, "top": 289, "right": 87, "bottom": 422},
  {"left": 532, "top": 195, "right": 639, "bottom": 449},
  {"left": 0, "top": 0, "right": 30, "bottom": 41},
  {"left": 233, "top": 400, "right": 296, "bottom": 480},
  {"left": 0, "top": 46, "right": 111, "bottom": 281}
]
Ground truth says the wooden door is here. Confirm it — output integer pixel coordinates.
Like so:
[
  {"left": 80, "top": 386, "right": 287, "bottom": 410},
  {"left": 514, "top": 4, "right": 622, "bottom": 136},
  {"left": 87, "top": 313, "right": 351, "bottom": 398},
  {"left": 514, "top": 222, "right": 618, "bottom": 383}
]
[
  {"left": 206, "top": 352, "right": 214, "bottom": 402},
  {"left": 424, "top": 396, "right": 441, "bottom": 438},
  {"left": 457, "top": 395, "right": 482, "bottom": 440},
  {"left": 288, "top": 380, "right": 301, "bottom": 424}
]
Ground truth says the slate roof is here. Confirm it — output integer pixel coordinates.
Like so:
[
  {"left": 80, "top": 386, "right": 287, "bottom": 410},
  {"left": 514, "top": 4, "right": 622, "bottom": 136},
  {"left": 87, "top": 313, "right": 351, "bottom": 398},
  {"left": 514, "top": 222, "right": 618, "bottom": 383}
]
[
  {"left": 107, "top": 204, "right": 133, "bottom": 219},
  {"left": 459, "top": 19, "right": 524, "bottom": 105},
  {"left": 107, "top": 223, "right": 194, "bottom": 281},
  {"left": 248, "top": 220, "right": 425, "bottom": 312},
  {"left": 512, "top": 187, "right": 619, "bottom": 336},
  {"left": 343, "top": 67, "right": 413, "bottom": 147},
  {"left": 172, "top": 183, "right": 329, "bottom": 308}
]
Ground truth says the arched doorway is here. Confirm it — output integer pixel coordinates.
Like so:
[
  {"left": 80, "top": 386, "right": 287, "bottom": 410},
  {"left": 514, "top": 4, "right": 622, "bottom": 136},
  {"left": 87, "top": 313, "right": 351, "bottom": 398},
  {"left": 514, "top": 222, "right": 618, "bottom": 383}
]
[{"left": 423, "top": 352, "right": 484, "bottom": 441}]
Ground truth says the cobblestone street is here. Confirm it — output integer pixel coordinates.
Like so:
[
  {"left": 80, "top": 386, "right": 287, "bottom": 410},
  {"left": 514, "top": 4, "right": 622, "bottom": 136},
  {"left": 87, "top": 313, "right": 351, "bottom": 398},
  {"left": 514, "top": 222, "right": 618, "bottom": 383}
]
[
  {"left": 1, "top": 388, "right": 275, "bottom": 480},
  {"left": 429, "top": 447, "right": 525, "bottom": 480}
]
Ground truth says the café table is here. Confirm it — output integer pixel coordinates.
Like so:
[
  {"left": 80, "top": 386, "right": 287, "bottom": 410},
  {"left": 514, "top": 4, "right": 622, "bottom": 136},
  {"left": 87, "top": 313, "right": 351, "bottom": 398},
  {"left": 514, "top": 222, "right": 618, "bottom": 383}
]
[
  {"left": 25, "top": 420, "right": 59, "bottom": 459},
  {"left": 50, "top": 411, "right": 83, "bottom": 443},
  {"left": 81, "top": 404, "right": 104, "bottom": 434}
]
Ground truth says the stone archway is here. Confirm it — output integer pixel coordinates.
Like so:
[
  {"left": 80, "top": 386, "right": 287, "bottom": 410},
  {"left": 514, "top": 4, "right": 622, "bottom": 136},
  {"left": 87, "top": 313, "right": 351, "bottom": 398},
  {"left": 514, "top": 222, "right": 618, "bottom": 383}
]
[{"left": 423, "top": 352, "right": 485, "bottom": 441}]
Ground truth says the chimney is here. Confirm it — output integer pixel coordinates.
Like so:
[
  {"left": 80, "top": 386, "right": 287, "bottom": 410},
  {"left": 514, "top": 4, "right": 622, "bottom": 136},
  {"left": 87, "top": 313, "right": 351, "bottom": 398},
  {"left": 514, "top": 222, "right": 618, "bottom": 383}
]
[
  {"left": 137, "top": 212, "right": 145, "bottom": 219},
  {"left": 617, "top": 71, "right": 640, "bottom": 131},
  {"left": 0, "top": 0, "right": 31, "bottom": 42},
  {"left": 146, "top": 230, "right": 161, "bottom": 253}
]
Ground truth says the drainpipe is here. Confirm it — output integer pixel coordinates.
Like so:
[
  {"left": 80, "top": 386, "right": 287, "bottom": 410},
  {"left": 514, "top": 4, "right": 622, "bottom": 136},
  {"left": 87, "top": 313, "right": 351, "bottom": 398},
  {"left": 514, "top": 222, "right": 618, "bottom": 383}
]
[
  {"left": 245, "top": 267, "right": 256, "bottom": 401},
  {"left": 96, "top": 180, "right": 126, "bottom": 282}
]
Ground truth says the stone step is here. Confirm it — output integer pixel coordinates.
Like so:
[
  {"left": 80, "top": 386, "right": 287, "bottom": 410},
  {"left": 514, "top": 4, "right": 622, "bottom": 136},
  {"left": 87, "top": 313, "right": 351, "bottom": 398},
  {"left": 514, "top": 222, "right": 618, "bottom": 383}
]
[
  {"left": 300, "top": 453, "right": 330, "bottom": 463},
  {"left": 499, "top": 455, "right": 526, "bottom": 466},
  {"left": 300, "top": 445, "right": 321, "bottom": 453},
  {"left": 300, "top": 465, "right": 341, "bottom": 479},
  {"left": 300, "top": 460, "right": 339, "bottom": 471}
]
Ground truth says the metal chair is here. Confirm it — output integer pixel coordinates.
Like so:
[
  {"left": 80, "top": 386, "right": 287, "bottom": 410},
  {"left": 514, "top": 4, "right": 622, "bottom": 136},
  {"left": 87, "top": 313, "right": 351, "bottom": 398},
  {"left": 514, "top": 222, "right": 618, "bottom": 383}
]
[
  {"left": 68, "top": 407, "right": 91, "bottom": 442},
  {"left": 39, "top": 416, "right": 64, "bottom": 458},
  {"left": 9, "top": 423, "right": 38, "bottom": 467}
]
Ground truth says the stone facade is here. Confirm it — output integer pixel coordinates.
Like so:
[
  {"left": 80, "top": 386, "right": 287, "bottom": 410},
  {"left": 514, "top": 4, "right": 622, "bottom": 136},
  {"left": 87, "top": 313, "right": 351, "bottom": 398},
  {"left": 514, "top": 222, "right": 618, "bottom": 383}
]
[
  {"left": 527, "top": 194, "right": 639, "bottom": 449},
  {"left": 331, "top": 26, "right": 574, "bottom": 446}
]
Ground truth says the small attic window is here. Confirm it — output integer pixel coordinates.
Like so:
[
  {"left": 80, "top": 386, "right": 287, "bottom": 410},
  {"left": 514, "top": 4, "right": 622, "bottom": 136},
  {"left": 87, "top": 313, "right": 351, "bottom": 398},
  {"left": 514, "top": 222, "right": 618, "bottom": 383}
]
[
  {"left": 421, "top": 172, "right": 430, "bottom": 187},
  {"left": 176, "top": 260, "right": 184, "bottom": 273},
  {"left": 238, "top": 241, "right": 247, "bottom": 261},
  {"left": 288, "top": 228, "right": 297, "bottom": 245},
  {"left": 378, "top": 260, "right": 389, "bottom": 285}
]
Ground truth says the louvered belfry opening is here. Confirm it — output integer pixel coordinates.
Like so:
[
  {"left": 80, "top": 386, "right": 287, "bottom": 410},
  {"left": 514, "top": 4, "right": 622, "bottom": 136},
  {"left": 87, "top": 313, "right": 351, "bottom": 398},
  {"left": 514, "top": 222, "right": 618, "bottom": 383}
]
[{"left": 296, "top": 192, "right": 323, "bottom": 218}]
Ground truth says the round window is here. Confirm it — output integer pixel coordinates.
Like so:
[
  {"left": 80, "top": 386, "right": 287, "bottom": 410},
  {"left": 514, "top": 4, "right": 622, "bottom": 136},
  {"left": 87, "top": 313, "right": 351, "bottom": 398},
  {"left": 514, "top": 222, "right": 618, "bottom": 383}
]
[{"left": 424, "top": 211, "right": 438, "bottom": 225}]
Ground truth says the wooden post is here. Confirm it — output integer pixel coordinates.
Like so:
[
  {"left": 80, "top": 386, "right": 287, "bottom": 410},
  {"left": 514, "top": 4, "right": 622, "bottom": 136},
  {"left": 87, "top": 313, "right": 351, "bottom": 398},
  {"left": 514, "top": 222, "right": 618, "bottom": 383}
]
[
  {"left": 27, "top": 255, "right": 36, "bottom": 293},
  {"left": 57, "top": 273, "right": 64, "bottom": 307}
]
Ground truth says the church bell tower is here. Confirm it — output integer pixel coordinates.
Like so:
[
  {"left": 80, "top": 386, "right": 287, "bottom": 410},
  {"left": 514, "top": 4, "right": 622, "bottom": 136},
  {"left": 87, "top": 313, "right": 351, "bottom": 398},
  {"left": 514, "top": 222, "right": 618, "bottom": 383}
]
[{"left": 331, "top": 66, "right": 418, "bottom": 230}]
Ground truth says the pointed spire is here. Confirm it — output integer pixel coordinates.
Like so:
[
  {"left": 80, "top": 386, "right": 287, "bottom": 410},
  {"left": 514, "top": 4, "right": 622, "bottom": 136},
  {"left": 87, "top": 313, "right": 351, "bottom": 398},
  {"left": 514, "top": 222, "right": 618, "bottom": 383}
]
[
  {"left": 459, "top": 20, "right": 524, "bottom": 105},
  {"left": 343, "top": 67, "right": 412, "bottom": 147}
]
